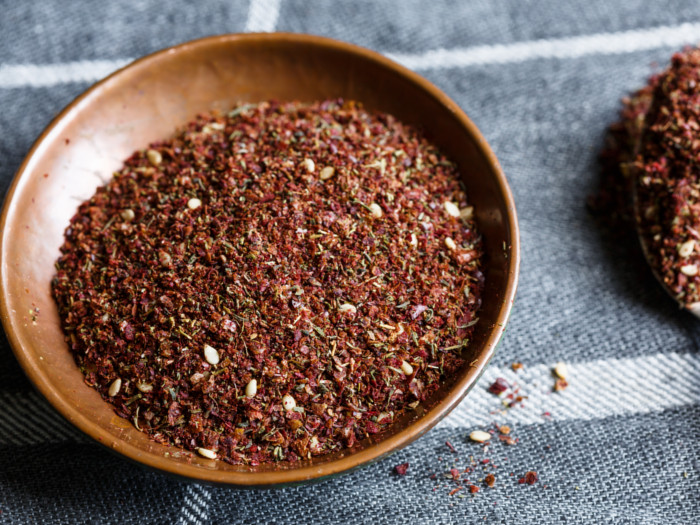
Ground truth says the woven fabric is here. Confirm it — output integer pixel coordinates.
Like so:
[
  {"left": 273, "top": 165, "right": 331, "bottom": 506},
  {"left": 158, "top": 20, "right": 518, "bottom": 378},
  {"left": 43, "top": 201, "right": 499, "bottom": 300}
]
[{"left": 1, "top": 1, "right": 699, "bottom": 523}]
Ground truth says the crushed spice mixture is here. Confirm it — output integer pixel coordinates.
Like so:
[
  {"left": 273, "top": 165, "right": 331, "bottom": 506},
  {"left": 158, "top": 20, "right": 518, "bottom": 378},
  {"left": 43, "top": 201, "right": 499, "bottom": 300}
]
[
  {"left": 592, "top": 47, "right": 700, "bottom": 305},
  {"left": 397, "top": 363, "right": 562, "bottom": 500},
  {"left": 52, "top": 99, "right": 484, "bottom": 465},
  {"left": 635, "top": 48, "right": 700, "bottom": 304}
]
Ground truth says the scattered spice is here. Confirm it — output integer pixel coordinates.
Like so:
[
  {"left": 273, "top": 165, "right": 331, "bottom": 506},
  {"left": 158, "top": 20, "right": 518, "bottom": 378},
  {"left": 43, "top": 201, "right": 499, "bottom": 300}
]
[
  {"left": 487, "top": 377, "right": 509, "bottom": 395},
  {"left": 554, "top": 378, "right": 568, "bottom": 392},
  {"left": 425, "top": 422, "right": 544, "bottom": 499},
  {"left": 553, "top": 362, "right": 568, "bottom": 380},
  {"left": 518, "top": 471, "right": 539, "bottom": 485},
  {"left": 422, "top": 368, "right": 557, "bottom": 498},
  {"left": 51, "top": 99, "right": 484, "bottom": 465},
  {"left": 469, "top": 430, "right": 492, "bottom": 443},
  {"left": 448, "top": 486, "right": 463, "bottom": 496},
  {"left": 499, "top": 435, "right": 517, "bottom": 446},
  {"left": 394, "top": 462, "right": 409, "bottom": 476}
]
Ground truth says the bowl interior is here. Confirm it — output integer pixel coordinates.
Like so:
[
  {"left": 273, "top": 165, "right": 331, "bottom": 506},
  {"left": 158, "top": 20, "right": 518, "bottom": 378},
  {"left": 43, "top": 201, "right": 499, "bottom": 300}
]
[{"left": 0, "top": 33, "right": 518, "bottom": 486}]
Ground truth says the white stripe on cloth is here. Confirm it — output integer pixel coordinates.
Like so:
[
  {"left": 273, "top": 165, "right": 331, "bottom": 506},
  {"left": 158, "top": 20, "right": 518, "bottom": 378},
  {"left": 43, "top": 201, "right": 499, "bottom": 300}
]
[
  {"left": 388, "top": 22, "right": 700, "bottom": 70},
  {"left": 0, "top": 0, "right": 282, "bottom": 90},
  {"left": 0, "top": 352, "right": 698, "bottom": 445},
  {"left": 0, "top": 59, "right": 132, "bottom": 89},
  {"left": 438, "top": 351, "right": 700, "bottom": 428},
  {"left": 177, "top": 484, "right": 212, "bottom": 525},
  {"left": 1, "top": 21, "right": 700, "bottom": 89},
  {"left": 244, "top": 0, "right": 282, "bottom": 32}
]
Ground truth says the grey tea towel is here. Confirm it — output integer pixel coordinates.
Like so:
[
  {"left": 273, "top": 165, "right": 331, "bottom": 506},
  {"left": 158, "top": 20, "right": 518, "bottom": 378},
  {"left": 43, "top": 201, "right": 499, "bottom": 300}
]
[{"left": 1, "top": 1, "right": 699, "bottom": 523}]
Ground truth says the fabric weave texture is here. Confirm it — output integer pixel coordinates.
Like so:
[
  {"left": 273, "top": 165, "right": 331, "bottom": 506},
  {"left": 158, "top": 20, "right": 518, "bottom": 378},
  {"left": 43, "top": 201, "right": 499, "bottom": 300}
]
[{"left": 0, "top": 1, "right": 699, "bottom": 523}]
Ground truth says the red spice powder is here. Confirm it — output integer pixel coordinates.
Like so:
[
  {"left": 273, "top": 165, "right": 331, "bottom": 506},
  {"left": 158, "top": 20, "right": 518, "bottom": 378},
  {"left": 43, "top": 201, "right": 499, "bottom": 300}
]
[
  {"left": 394, "top": 462, "right": 409, "bottom": 476},
  {"left": 51, "top": 100, "right": 484, "bottom": 465},
  {"left": 448, "top": 486, "right": 463, "bottom": 496},
  {"left": 499, "top": 435, "right": 517, "bottom": 446},
  {"left": 519, "top": 471, "right": 538, "bottom": 485},
  {"left": 487, "top": 377, "right": 509, "bottom": 395}
]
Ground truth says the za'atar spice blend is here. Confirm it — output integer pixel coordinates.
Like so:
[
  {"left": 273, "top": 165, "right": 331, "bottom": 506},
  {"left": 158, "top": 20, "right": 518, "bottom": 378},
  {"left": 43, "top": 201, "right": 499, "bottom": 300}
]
[
  {"left": 594, "top": 48, "right": 700, "bottom": 306},
  {"left": 635, "top": 48, "right": 700, "bottom": 305},
  {"left": 52, "top": 99, "right": 484, "bottom": 465}
]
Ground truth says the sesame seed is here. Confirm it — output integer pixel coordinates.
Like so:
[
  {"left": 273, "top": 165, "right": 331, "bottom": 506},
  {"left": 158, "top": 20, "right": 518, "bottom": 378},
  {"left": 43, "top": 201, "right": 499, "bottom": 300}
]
[
  {"left": 460, "top": 206, "right": 474, "bottom": 221},
  {"left": 302, "top": 158, "right": 316, "bottom": 173},
  {"left": 469, "top": 430, "right": 491, "bottom": 443},
  {"left": 444, "top": 201, "right": 460, "bottom": 217},
  {"left": 137, "top": 382, "right": 153, "bottom": 393},
  {"left": 146, "top": 149, "right": 162, "bottom": 166},
  {"left": 187, "top": 198, "right": 202, "bottom": 210},
  {"left": 369, "top": 202, "right": 383, "bottom": 218},
  {"left": 245, "top": 379, "right": 257, "bottom": 398},
  {"left": 678, "top": 239, "right": 695, "bottom": 258},
  {"left": 401, "top": 360, "right": 414, "bottom": 375},
  {"left": 376, "top": 412, "right": 392, "bottom": 423},
  {"left": 553, "top": 362, "right": 568, "bottom": 380},
  {"left": 320, "top": 166, "right": 335, "bottom": 180},
  {"left": 120, "top": 209, "right": 135, "bottom": 221},
  {"left": 108, "top": 378, "right": 122, "bottom": 397},
  {"left": 309, "top": 436, "right": 320, "bottom": 451},
  {"left": 158, "top": 251, "right": 172, "bottom": 266},
  {"left": 203, "top": 344, "right": 220, "bottom": 365},
  {"left": 339, "top": 303, "right": 357, "bottom": 314},
  {"left": 410, "top": 233, "right": 418, "bottom": 247},
  {"left": 197, "top": 447, "right": 217, "bottom": 459},
  {"left": 681, "top": 264, "right": 698, "bottom": 276},
  {"left": 282, "top": 394, "right": 296, "bottom": 411},
  {"left": 445, "top": 237, "right": 457, "bottom": 250}
]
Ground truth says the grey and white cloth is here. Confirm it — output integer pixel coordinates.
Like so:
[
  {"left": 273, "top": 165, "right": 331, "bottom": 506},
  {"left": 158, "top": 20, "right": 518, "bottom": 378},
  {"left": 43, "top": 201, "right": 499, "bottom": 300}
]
[{"left": 1, "top": 1, "right": 699, "bottom": 523}]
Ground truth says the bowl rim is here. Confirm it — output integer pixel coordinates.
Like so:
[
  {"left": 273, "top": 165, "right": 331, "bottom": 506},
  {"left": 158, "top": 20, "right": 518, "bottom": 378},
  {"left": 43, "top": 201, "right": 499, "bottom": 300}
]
[{"left": 0, "top": 32, "right": 520, "bottom": 487}]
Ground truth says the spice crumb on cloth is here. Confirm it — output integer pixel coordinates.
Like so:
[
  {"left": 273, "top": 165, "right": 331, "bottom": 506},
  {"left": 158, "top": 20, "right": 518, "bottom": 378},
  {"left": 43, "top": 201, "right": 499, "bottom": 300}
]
[
  {"left": 397, "top": 361, "right": 570, "bottom": 499},
  {"left": 51, "top": 99, "right": 484, "bottom": 465}
]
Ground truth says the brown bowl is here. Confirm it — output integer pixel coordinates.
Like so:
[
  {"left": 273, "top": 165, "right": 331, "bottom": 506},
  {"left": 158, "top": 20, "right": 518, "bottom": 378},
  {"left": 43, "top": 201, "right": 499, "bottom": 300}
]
[{"left": 0, "top": 33, "right": 519, "bottom": 486}]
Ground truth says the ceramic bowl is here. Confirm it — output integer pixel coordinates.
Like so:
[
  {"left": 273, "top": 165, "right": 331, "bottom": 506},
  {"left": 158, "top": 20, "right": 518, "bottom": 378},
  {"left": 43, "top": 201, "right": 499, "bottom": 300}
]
[{"left": 0, "top": 33, "right": 519, "bottom": 486}]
